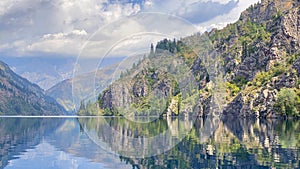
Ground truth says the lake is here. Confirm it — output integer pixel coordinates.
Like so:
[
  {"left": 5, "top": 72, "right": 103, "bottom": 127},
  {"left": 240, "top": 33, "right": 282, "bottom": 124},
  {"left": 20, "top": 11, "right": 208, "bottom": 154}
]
[{"left": 0, "top": 116, "right": 299, "bottom": 169}]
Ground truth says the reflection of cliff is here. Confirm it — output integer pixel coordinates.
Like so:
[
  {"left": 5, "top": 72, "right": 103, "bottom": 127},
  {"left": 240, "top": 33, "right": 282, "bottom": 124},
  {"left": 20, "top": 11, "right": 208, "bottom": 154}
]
[
  {"left": 0, "top": 118, "right": 63, "bottom": 169},
  {"left": 222, "top": 118, "right": 299, "bottom": 168},
  {"left": 4, "top": 117, "right": 294, "bottom": 169},
  {"left": 78, "top": 117, "right": 196, "bottom": 158},
  {"left": 112, "top": 117, "right": 299, "bottom": 169},
  {"left": 6, "top": 117, "right": 293, "bottom": 168}
]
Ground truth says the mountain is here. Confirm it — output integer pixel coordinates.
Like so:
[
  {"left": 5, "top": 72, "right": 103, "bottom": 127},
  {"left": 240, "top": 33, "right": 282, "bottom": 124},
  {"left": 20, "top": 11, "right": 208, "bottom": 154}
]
[
  {"left": 46, "top": 67, "right": 115, "bottom": 112},
  {"left": 0, "top": 57, "right": 124, "bottom": 90},
  {"left": 0, "top": 57, "right": 76, "bottom": 90},
  {"left": 94, "top": 0, "right": 300, "bottom": 118},
  {"left": 0, "top": 60, "right": 66, "bottom": 115},
  {"left": 47, "top": 56, "right": 142, "bottom": 112}
]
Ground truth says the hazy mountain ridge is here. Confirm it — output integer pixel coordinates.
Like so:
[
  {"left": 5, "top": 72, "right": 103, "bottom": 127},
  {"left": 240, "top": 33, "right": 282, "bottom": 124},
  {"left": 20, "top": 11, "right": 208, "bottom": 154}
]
[
  {"left": 0, "top": 60, "right": 66, "bottom": 115},
  {"left": 46, "top": 68, "right": 114, "bottom": 112},
  {"left": 0, "top": 57, "right": 76, "bottom": 90},
  {"left": 47, "top": 57, "right": 141, "bottom": 112},
  {"left": 94, "top": 0, "right": 300, "bottom": 117}
]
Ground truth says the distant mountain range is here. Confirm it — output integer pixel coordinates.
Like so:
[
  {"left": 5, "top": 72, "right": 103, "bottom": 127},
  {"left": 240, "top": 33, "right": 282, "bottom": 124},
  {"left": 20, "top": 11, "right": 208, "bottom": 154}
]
[
  {"left": 47, "top": 56, "right": 143, "bottom": 112},
  {"left": 0, "top": 60, "right": 66, "bottom": 115},
  {"left": 0, "top": 57, "right": 124, "bottom": 90},
  {"left": 46, "top": 67, "right": 115, "bottom": 112}
]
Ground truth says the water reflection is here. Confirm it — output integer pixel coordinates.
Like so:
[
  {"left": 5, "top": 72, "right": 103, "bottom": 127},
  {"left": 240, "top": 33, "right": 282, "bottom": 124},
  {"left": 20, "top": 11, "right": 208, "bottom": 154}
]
[
  {"left": 0, "top": 117, "right": 299, "bottom": 169},
  {"left": 0, "top": 118, "right": 131, "bottom": 169},
  {"left": 79, "top": 117, "right": 300, "bottom": 168},
  {"left": 79, "top": 117, "right": 195, "bottom": 157}
]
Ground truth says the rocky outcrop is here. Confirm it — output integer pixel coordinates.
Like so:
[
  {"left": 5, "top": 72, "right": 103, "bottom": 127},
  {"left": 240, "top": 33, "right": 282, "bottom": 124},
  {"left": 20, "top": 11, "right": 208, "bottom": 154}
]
[
  {"left": 274, "top": 71, "right": 298, "bottom": 89},
  {"left": 221, "top": 0, "right": 300, "bottom": 117},
  {"left": 224, "top": 87, "right": 278, "bottom": 118},
  {"left": 99, "top": 68, "right": 178, "bottom": 116},
  {"left": 292, "top": 57, "right": 300, "bottom": 76}
]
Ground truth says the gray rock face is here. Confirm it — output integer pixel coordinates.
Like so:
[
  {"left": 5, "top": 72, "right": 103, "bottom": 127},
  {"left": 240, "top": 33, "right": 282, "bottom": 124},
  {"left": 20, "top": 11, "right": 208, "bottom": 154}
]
[
  {"left": 192, "top": 57, "right": 210, "bottom": 89},
  {"left": 293, "top": 57, "right": 300, "bottom": 77},
  {"left": 253, "top": 88, "right": 277, "bottom": 117},
  {"left": 224, "top": 88, "right": 278, "bottom": 118},
  {"left": 222, "top": 0, "right": 300, "bottom": 117},
  {"left": 223, "top": 94, "right": 246, "bottom": 117},
  {"left": 99, "top": 69, "right": 176, "bottom": 115},
  {"left": 233, "top": 0, "right": 300, "bottom": 82},
  {"left": 234, "top": 47, "right": 269, "bottom": 80},
  {"left": 274, "top": 72, "right": 298, "bottom": 89},
  {"left": 212, "top": 0, "right": 300, "bottom": 117}
]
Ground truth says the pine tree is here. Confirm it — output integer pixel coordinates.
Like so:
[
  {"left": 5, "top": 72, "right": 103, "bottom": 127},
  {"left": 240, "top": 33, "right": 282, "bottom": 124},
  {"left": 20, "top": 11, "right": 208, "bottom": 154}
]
[{"left": 150, "top": 43, "right": 155, "bottom": 58}]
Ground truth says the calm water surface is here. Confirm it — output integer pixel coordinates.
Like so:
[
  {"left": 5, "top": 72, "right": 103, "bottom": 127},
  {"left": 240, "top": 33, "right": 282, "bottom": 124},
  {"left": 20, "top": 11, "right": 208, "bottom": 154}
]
[{"left": 0, "top": 117, "right": 299, "bottom": 169}]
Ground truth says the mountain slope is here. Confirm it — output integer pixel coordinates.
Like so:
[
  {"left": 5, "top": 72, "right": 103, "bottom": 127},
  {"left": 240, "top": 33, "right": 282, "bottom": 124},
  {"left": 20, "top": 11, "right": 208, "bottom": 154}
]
[
  {"left": 94, "top": 0, "right": 300, "bottom": 117},
  {"left": 47, "top": 57, "right": 142, "bottom": 112},
  {"left": 0, "top": 60, "right": 66, "bottom": 115},
  {"left": 46, "top": 67, "right": 114, "bottom": 112}
]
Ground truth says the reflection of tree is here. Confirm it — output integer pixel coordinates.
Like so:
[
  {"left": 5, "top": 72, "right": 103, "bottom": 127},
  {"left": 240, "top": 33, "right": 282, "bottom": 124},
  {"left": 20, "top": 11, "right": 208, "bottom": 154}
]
[
  {"left": 116, "top": 118, "right": 299, "bottom": 169},
  {"left": 221, "top": 118, "right": 299, "bottom": 168},
  {"left": 78, "top": 116, "right": 196, "bottom": 158},
  {"left": 274, "top": 120, "right": 300, "bottom": 148},
  {"left": 79, "top": 117, "right": 168, "bottom": 138}
]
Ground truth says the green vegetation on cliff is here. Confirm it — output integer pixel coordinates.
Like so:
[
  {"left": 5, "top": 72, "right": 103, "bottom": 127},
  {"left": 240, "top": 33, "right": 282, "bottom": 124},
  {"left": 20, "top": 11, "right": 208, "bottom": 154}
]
[{"left": 275, "top": 88, "right": 300, "bottom": 117}]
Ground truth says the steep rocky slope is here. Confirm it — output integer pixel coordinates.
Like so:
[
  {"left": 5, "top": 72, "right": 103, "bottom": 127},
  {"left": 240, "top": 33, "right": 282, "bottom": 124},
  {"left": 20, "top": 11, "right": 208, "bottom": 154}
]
[
  {"left": 0, "top": 60, "right": 66, "bottom": 115},
  {"left": 94, "top": 0, "right": 300, "bottom": 117},
  {"left": 216, "top": 0, "right": 300, "bottom": 117}
]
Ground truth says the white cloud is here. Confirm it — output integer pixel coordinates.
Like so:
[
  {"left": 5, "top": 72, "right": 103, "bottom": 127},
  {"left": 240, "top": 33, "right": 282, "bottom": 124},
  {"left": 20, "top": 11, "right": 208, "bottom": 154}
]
[
  {"left": 0, "top": 0, "right": 260, "bottom": 57},
  {"left": 0, "top": 0, "right": 144, "bottom": 56},
  {"left": 43, "top": 30, "right": 88, "bottom": 39},
  {"left": 78, "top": 12, "right": 199, "bottom": 59},
  {"left": 195, "top": 0, "right": 260, "bottom": 32},
  {"left": 143, "top": 0, "right": 260, "bottom": 32},
  {"left": 100, "top": 3, "right": 141, "bottom": 22}
]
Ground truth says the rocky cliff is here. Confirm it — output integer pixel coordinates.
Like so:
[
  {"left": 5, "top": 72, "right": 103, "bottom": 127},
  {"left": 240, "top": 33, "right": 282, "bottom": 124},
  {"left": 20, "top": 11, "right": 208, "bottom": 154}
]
[
  {"left": 97, "top": 52, "right": 195, "bottom": 116},
  {"left": 94, "top": 0, "right": 300, "bottom": 118},
  {"left": 219, "top": 0, "right": 300, "bottom": 117}
]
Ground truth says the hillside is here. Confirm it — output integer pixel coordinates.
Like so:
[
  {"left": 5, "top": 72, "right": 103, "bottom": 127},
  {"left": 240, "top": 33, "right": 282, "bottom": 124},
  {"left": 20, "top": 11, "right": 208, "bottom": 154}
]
[
  {"left": 46, "top": 67, "right": 114, "bottom": 112},
  {"left": 0, "top": 60, "right": 66, "bottom": 115},
  {"left": 91, "top": 0, "right": 300, "bottom": 117},
  {"left": 47, "top": 56, "right": 142, "bottom": 112}
]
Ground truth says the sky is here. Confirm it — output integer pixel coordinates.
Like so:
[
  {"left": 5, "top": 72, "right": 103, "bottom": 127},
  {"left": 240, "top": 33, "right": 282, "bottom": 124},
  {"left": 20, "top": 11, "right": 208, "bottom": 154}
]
[{"left": 0, "top": 0, "right": 261, "bottom": 58}]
